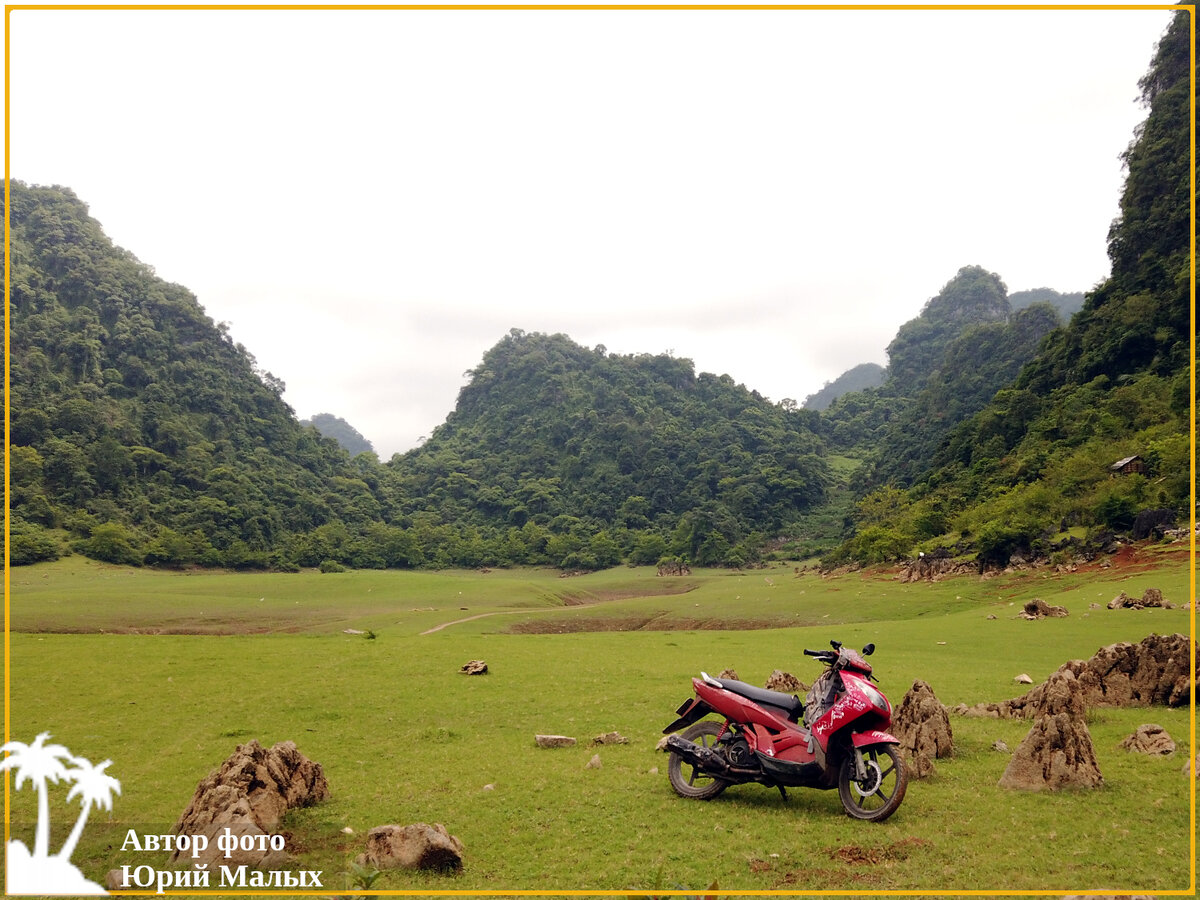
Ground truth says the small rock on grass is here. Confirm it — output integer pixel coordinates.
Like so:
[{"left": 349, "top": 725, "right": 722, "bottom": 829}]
[{"left": 535, "top": 734, "right": 576, "bottom": 748}]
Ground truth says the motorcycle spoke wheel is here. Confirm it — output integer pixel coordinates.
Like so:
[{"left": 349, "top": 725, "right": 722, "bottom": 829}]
[
  {"left": 667, "top": 720, "right": 729, "bottom": 800},
  {"left": 838, "top": 744, "right": 907, "bottom": 822}
]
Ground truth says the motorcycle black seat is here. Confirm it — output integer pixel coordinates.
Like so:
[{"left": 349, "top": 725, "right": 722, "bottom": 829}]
[{"left": 714, "top": 678, "right": 804, "bottom": 722}]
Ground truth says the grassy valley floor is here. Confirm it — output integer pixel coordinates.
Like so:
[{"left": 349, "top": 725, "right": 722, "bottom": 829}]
[{"left": 6, "top": 546, "right": 1195, "bottom": 894}]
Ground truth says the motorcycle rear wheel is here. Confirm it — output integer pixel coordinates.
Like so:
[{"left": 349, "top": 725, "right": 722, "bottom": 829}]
[
  {"left": 667, "top": 720, "right": 730, "bottom": 800},
  {"left": 838, "top": 744, "right": 907, "bottom": 822}
]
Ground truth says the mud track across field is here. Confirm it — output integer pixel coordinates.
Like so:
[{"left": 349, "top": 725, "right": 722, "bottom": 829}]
[
  {"left": 507, "top": 613, "right": 787, "bottom": 634},
  {"left": 420, "top": 579, "right": 703, "bottom": 635}
]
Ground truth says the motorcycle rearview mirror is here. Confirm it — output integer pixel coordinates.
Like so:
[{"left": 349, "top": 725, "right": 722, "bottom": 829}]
[
  {"left": 830, "top": 639, "right": 842, "bottom": 650},
  {"left": 862, "top": 643, "right": 875, "bottom": 656}
]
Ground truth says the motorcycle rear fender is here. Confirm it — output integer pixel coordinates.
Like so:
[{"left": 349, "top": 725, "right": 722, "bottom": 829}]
[
  {"left": 851, "top": 729, "right": 900, "bottom": 748},
  {"left": 662, "top": 697, "right": 715, "bottom": 734}
]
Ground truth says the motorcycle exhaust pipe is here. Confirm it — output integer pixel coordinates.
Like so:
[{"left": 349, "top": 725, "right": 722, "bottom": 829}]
[{"left": 666, "top": 734, "right": 730, "bottom": 775}]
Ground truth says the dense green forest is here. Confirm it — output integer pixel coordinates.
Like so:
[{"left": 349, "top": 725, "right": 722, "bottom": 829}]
[{"left": 5, "top": 9, "right": 1192, "bottom": 575}]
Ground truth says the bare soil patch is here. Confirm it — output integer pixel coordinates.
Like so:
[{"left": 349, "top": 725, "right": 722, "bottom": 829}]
[
  {"left": 829, "top": 837, "right": 933, "bottom": 866},
  {"left": 507, "top": 613, "right": 790, "bottom": 634}
]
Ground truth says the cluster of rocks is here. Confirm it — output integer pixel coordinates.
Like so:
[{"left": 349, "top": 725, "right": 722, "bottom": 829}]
[
  {"left": 953, "top": 632, "right": 1193, "bottom": 718},
  {"left": 459, "top": 659, "right": 488, "bottom": 675},
  {"left": 106, "top": 738, "right": 468, "bottom": 890},
  {"left": 907, "top": 633, "right": 1192, "bottom": 792},
  {"left": 1108, "top": 588, "right": 1174, "bottom": 610},
  {"left": 898, "top": 550, "right": 976, "bottom": 583}
]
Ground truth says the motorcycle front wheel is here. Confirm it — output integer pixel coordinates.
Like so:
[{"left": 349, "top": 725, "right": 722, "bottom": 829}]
[
  {"left": 838, "top": 743, "right": 907, "bottom": 822},
  {"left": 667, "top": 720, "right": 729, "bottom": 800}
]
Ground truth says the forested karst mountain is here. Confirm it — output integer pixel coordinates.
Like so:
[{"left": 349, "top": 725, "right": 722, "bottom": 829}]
[
  {"left": 802, "top": 363, "right": 886, "bottom": 411},
  {"left": 828, "top": 8, "right": 1193, "bottom": 567},
  {"left": 1009, "top": 287, "right": 1084, "bottom": 321},
  {"left": 5, "top": 183, "right": 379, "bottom": 568},
  {"left": 300, "top": 413, "right": 375, "bottom": 458},
  {"left": 387, "top": 329, "right": 830, "bottom": 567},
  {"left": 816, "top": 266, "right": 1063, "bottom": 467}
]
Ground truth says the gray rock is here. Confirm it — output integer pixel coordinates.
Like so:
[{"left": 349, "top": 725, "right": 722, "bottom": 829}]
[
  {"left": 534, "top": 734, "right": 576, "bottom": 748},
  {"left": 1119, "top": 724, "right": 1175, "bottom": 755},
  {"left": 357, "top": 823, "right": 464, "bottom": 872}
]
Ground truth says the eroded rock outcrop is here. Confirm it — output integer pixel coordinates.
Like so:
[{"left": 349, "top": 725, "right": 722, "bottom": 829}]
[
  {"left": 169, "top": 740, "right": 329, "bottom": 868},
  {"left": 955, "top": 633, "right": 1193, "bottom": 718},
  {"left": 764, "top": 670, "right": 805, "bottom": 693},
  {"left": 998, "top": 669, "right": 1102, "bottom": 792},
  {"left": 1108, "top": 588, "right": 1173, "bottom": 610},
  {"left": 892, "top": 680, "right": 953, "bottom": 778},
  {"left": 1119, "top": 724, "right": 1175, "bottom": 755},
  {"left": 898, "top": 551, "right": 975, "bottom": 582}
]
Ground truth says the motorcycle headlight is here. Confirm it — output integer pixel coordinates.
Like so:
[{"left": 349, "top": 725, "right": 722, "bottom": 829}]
[{"left": 861, "top": 683, "right": 890, "bottom": 714}]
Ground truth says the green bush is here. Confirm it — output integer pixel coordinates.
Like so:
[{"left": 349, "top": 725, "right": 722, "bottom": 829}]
[
  {"left": 80, "top": 522, "right": 143, "bottom": 566},
  {"left": 9, "top": 521, "right": 62, "bottom": 566}
]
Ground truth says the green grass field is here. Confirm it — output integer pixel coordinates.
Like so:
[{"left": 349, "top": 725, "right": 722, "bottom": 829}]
[{"left": 6, "top": 549, "right": 1195, "bottom": 896}]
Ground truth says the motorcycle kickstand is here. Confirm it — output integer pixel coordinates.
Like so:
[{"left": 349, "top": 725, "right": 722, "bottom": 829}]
[{"left": 776, "top": 785, "right": 789, "bottom": 802}]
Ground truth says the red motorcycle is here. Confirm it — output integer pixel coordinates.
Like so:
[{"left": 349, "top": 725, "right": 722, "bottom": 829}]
[{"left": 663, "top": 641, "right": 907, "bottom": 822}]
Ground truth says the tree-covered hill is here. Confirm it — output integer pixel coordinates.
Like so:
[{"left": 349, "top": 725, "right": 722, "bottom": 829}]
[
  {"left": 384, "top": 329, "right": 830, "bottom": 567},
  {"left": 829, "top": 8, "right": 1193, "bottom": 567},
  {"left": 802, "top": 363, "right": 886, "bottom": 411},
  {"left": 1009, "top": 287, "right": 1084, "bottom": 321},
  {"left": 300, "top": 413, "right": 375, "bottom": 458},
  {"left": 4, "top": 189, "right": 828, "bottom": 570},
  {"left": 816, "top": 266, "right": 1064, "bottom": 467},
  {"left": 5, "top": 182, "right": 375, "bottom": 569}
]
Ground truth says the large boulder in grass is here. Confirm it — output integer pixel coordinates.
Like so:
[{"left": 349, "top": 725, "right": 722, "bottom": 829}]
[
  {"left": 998, "top": 669, "right": 1103, "bottom": 792},
  {"left": 892, "top": 680, "right": 953, "bottom": 778},
  {"left": 168, "top": 740, "right": 329, "bottom": 868},
  {"left": 356, "top": 823, "right": 464, "bottom": 872}
]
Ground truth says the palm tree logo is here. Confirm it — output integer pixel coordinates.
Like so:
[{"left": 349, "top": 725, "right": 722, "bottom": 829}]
[{"left": 2, "top": 732, "right": 120, "bottom": 895}]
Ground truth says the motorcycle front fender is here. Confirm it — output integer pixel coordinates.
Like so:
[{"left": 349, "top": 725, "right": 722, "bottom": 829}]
[
  {"left": 851, "top": 729, "right": 900, "bottom": 748},
  {"left": 662, "top": 697, "right": 715, "bottom": 734}
]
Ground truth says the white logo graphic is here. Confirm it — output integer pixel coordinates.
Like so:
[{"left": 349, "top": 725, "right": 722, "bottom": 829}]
[{"left": 2, "top": 732, "right": 120, "bottom": 895}]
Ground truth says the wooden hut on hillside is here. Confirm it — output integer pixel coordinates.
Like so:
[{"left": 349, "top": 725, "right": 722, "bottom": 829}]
[{"left": 1110, "top": 455, "right": 1146, "bottom": 476}]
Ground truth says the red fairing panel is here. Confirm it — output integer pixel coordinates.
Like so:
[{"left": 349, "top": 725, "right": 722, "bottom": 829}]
[
  {"left": 851, "top": 729, "right": 899, "bottom": 748},
  {"left": 810, "top": 692, "right": 873, "bottom": 750}
]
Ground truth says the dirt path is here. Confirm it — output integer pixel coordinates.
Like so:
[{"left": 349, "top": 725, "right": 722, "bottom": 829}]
[
  {"left": 419, "top": 579, "right": 701, "bottom": 635},
  {"left": 419, "top": 609, "right": 537, "bottom": 635}
]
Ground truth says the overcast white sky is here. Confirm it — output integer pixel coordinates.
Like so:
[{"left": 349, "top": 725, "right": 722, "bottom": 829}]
[{"left": 6, "top": 6, "right": 1179, "bottom": 458}]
